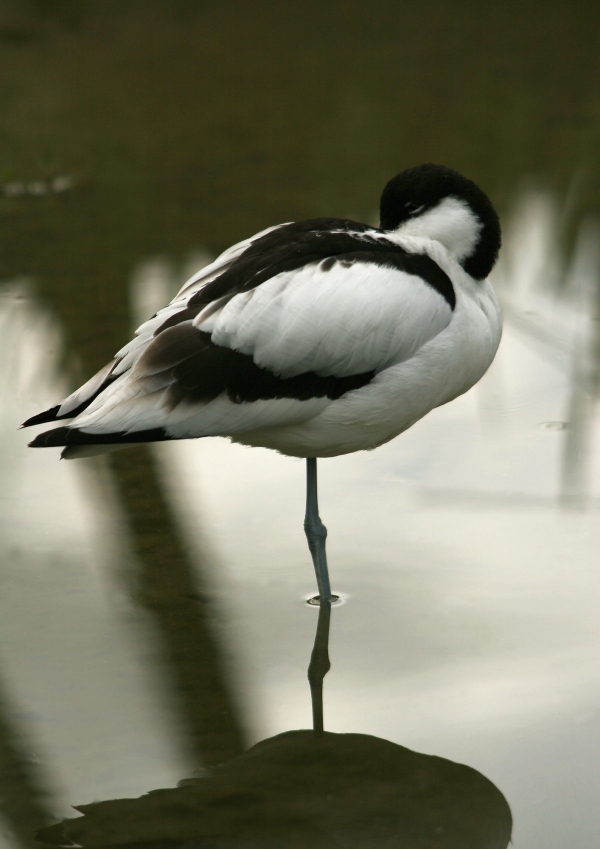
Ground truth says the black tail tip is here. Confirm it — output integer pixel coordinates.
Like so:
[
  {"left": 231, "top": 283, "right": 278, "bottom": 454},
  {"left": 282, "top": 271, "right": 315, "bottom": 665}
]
[
  {"left": 22, "top": 405, "right": 62, "bottom": 428},
  {"left": 28, "top": 427, "right": 71, "bottom": 448},
  {"left": 27, "top": 425, "right": 172, "bottom": 450}
]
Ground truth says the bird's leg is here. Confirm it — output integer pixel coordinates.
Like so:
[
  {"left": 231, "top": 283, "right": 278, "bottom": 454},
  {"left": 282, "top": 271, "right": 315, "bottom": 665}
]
[
  {"left": 304, "top": 458, "right": 333, "bottom": 603},
  {"left": 308, "top": 596, "right": 332, "bottom": 733}
]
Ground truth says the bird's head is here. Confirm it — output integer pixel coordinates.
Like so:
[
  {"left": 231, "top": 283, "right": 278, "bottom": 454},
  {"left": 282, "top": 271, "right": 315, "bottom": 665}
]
[{"left": 379, "top": 163, "right": 501, "bottom": 280}]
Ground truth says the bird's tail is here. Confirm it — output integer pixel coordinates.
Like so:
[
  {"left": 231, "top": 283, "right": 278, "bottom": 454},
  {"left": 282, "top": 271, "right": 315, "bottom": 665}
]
[
  {"left": 21, "top": 359, "right": 120, "bottom": 430},
  {"left": 28, "top": 425, "right": 171, "bottom": 460}
]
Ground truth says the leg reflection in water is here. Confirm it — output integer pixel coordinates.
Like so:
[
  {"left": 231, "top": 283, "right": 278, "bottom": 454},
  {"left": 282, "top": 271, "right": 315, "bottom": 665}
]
[
  {"left": 307, "top": 596, "right": 332, "bottom": 734},
  {"left": 37, "top": 600, "right": 512, "bottom": 849}
]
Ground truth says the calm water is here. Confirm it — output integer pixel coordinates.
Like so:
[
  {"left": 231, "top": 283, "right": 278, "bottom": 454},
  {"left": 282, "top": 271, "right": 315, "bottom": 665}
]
[{"left": 1, "top": 3, "right": 599, "bottom": 847}]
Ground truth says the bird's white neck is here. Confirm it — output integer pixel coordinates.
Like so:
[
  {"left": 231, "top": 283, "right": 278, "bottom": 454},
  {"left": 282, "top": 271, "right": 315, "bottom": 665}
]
[{"left": 391, "top": 197, "right": 482, "bottom": 266}]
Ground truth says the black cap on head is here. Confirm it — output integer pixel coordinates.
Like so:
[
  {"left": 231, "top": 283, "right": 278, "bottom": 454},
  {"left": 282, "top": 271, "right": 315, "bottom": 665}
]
[{"left": 380, "top": 164, "right": 501, "bottom": 280}]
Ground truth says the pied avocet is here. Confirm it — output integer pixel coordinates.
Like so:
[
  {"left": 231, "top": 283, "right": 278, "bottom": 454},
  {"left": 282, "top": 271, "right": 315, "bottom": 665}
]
[{"left": 25, "top": 164, "right": 502, "bottom": 603}]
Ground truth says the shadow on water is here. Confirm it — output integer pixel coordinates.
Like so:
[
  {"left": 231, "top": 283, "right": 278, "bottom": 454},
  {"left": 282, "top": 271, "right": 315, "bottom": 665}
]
[
  {"left": 109, "top": 445, "right": 246, "bottom": 767},
  {"left": 36, "top": 604, "right": 512, "bottom": 849},
  {"left": 0, "top": 674, "right": 55, "bottom": 848}
]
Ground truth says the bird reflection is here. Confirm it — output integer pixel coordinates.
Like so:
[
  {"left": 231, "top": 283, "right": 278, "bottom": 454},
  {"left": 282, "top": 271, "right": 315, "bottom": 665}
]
[{"left": 36, "top": 604, "right": 512, "bottom": 849}]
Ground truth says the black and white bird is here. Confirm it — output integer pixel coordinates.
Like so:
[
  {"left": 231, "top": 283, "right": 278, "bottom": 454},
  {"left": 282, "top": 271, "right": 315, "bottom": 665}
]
[{"left": 24, "top": 164, "right": 502, "bottom": 603}]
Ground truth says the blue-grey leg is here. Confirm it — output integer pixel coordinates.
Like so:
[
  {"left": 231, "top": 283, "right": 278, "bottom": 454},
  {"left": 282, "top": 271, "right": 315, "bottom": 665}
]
[
  {"left": 308, "top": 597, "right": 331, "bottom": 733},
  {"left": 304, "top": 458, "right": 333, "bottom": 603}
]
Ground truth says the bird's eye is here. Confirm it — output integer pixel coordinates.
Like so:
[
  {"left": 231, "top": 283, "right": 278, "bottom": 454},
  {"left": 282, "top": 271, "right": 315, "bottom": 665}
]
[{"left": 405, "top": 202, "right": 425, "bottom": 216}]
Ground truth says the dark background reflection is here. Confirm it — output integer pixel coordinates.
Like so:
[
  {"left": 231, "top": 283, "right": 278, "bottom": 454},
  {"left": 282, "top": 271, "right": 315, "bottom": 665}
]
[{"left": 1, "top": 0, "right": 599, "bottom": 375}]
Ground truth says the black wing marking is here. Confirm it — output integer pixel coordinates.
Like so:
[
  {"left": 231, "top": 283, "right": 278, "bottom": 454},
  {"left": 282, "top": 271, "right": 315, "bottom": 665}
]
[
  {"left": 187, "top": 218, "right": 455, "bottom": 311},
  {"left": 138, "top": 321, "right": 376, "bottom": 408},
  {"left": 316, "top": 249, "right": 455, "bottom": 308}
]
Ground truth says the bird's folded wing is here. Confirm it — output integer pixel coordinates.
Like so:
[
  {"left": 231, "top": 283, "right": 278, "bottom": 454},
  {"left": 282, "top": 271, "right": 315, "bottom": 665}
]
[
  {"left": 62, "top": 256, "right": 452, "bottom": 437},
  {"left": 24, "top": 228, "right": 454, "bottom": 442},
  {"left": 23, "top": 224, "right": 290, "bottom": 426},
  {"left": 195, "top": 257, "right": 453, "bottom": 378}
]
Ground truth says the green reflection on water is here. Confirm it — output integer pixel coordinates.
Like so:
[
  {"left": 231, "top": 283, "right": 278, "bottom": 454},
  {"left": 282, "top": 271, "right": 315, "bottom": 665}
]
[{"left": 1, "top": 0, "right": 600, "bottom": 374}]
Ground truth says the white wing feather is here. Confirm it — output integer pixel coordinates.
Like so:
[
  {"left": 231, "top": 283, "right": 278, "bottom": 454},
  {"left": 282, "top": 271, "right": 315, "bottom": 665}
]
[{"left": 195, "top": 260, "right": 452, "bottom": 378}]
